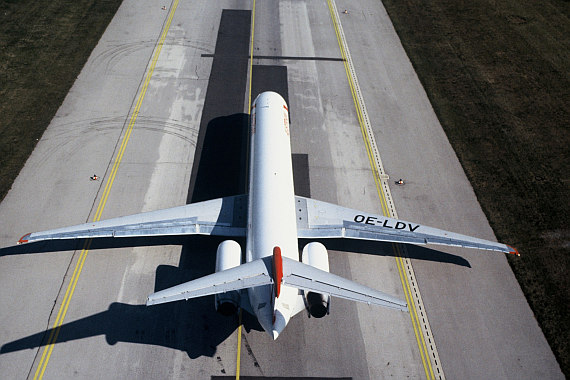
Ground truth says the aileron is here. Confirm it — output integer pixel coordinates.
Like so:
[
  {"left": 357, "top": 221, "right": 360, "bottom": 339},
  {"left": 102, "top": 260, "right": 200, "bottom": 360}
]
[{"left": 295, "top": 195, "right": 518, "bottom": 256}]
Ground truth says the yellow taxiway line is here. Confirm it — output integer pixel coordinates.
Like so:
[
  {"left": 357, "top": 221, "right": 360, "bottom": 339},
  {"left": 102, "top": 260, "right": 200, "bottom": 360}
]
[
  {"left": 239, "top": 1, "right": 440, "bottom": 379},
  {"left": 32, "top": 1, "right": 180, "bottom": 378},
  {"left": 326, "top": 0, "right": 439, "bottom": 378},
  {"left": 236, "top": 1, "right": 257, "bottom": 378}
]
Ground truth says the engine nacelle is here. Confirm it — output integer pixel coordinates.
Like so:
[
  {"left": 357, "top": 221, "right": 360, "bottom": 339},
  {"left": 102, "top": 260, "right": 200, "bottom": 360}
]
[
  {"left": 214, "top": 240, "right": 242, "bottom": 316},
  {"left": 301, "top": 242, "right": 331, "bottom": 318}
]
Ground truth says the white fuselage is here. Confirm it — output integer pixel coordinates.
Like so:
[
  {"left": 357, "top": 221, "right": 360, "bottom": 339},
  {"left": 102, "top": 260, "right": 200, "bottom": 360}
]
[{"left": 246, "top": 92, "right": 299, "bottom": 339}]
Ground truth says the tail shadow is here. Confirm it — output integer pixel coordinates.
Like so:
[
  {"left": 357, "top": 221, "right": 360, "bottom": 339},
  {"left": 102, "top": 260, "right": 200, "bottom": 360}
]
[{"left": 1, "top": 239, "right": 261, "bottom": 359}]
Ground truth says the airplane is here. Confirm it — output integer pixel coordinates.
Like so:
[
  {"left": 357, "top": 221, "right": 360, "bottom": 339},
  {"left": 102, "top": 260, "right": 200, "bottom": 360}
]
[{"left": 17, "top": 91, "right": 519, "bottom": 340}]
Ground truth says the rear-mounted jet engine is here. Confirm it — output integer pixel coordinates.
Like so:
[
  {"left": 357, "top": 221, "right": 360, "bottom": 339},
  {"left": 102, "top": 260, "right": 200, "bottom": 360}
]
[
  {"left": 214, "top": 240, "right": 242, "bottom": 315},
  {"left": 302, "top": 242, "right": 330, "bottom": 318}
]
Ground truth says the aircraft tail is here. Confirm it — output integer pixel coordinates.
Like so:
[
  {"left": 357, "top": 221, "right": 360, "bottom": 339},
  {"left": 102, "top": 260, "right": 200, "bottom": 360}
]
[{"left": 146, "top": 255, "right": 407, "bottom": 312}]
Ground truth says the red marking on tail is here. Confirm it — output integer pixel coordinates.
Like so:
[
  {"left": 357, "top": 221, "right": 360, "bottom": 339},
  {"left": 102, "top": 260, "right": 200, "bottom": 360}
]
[
  {"left": 507, "top": 245, "right": 520, "bottom": 256},
  {"left": 273, "top": 246, "right": 283, "bottom": 298},
  {"left": 18, "top": 233, "right": 31, "bottom": 244}
]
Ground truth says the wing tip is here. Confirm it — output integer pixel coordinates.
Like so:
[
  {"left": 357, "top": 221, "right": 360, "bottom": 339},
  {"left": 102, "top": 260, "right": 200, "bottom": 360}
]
[
  {"left": 507, "top": 245, "right": 520, "bottom": 256},
  {"left": 17, "top": 233, "right": 31, "bottom": 245}
]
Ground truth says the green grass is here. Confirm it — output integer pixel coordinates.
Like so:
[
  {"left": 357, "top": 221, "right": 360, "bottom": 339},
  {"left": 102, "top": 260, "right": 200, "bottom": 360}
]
[
  {"left": 0, "top": 0, "right": 568, "bottom": 376},
  {"left": 0, "top": 0, "right": 123, "bottom": 201},
  {"left": 381, "top": 0, "right": 569, "bottom": 375}
]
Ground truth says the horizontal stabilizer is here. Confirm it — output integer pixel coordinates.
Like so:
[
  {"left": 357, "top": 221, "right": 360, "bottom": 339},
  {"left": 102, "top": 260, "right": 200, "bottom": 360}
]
[
  {"left": 295, "top": 196, "right": 519, "bottom": 256},
  {"left": 146, "top": 259, "right": 272, "bottom": 306},
  {"left": 146, "top": 255, "right": 407, "bottom": 312},
  {"left": 18, "top": 195, "right": 247, "bottom": 244},
  {"left": 282, "top": 257, "right": 407, "bottom": 311}
]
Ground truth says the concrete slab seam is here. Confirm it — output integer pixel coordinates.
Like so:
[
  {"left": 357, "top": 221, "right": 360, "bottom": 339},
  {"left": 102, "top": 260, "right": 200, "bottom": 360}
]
[
  {"left": 326, "top": 1, "right": 443, "bottom": 378},
  {"left": 29, "top": 1, "right": 181, "bottom": 378},
  {"left": 237, "top": 1, "right": 256, "bottom": 379}
]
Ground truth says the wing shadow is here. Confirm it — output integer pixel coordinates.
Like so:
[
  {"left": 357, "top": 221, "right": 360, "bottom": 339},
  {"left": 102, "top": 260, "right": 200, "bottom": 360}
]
[
  {"left": 302, "top": 238, "right": 471, "bottom": 268},
  {"left": 0, "top": 107, "right": 259, "bottom": 358},
  {"left": 0, "top": 236, "right": 470, "bottom": 268}
]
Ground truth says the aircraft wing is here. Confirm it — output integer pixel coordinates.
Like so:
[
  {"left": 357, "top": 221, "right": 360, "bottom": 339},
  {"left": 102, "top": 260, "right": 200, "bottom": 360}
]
[
  {"left": 295, "top": 196, "right": 519, "bottom": 256},
  {"left": 18, "top": 195, "right": 247, "bottom": 244},
  {"left": 146, "top": 259, "right": 272, "bottom": 306}
]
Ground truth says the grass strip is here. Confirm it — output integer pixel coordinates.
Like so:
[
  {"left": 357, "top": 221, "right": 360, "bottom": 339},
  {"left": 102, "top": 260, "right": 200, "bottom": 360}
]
[
  {"left": 0, "top": 0, "right": 123, "bottom": 201},
  {"left": 0, "top": 0, "right": 568, "bottom": 376},
  {"left": 381, "top": 0, "right": 569, "bottom": 375}
]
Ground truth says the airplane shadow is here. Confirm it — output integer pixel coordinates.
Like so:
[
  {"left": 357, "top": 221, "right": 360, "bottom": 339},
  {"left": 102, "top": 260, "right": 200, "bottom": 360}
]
[
  {"left": 0, "top": 236, "right": 468, "bottom": 358},
  {"left": 305, "top": 239, "right": 471, "bottom": 268},
  {"left": 0, "top": 102, "right": 469, "bottom": 358},
  {"left": 0, "top": 237, "right": 263, "bottom": 359},
  {"left": 0, "top": 300, "right": 262, "bottom": 359},
  {"left": 0, "top": 107, "right": 259, "bottom": 358},
  {"left": 0, "top": 235, "right": 470, "bottom": 266},
  {"left": 188, "top": 112, "right": 249, "bottom": 204}
]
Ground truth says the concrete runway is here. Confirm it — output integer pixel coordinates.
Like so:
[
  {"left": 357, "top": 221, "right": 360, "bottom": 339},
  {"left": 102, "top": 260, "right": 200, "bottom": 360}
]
[{"left": 0, "top": 0, "right": 562, "bottom": 379}]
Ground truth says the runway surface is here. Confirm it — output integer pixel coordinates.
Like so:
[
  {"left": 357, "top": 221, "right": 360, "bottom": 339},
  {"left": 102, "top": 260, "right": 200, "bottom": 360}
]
[{"left": 0, "top": 0, "right": 562, "bottom": 379}]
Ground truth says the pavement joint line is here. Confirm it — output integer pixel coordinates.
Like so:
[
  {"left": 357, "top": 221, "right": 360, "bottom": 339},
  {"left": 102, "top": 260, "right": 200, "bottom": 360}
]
[
  {"left": 326, "top": 1, "right": 443, "bottom": 378},
  {"left": 237, "top": 2, "right": 256, "bottom": 379},
  {"left": 30, "top": 1, "right": 180, "bottom": 378},
  {"left": 393, "top": 244, "right": 431, "bottom": 379},
  {"left": 236, "top": 308, "right": 244, "bottom": 380},
  {"left": 202, "top": 53, "right": 345, "bottom": 62},
  {"left": 399, "top": 244, "right": 445, "bottom": 379},
  {"left": 247, "top": 0, "right": 257, "bottom": 113}
]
